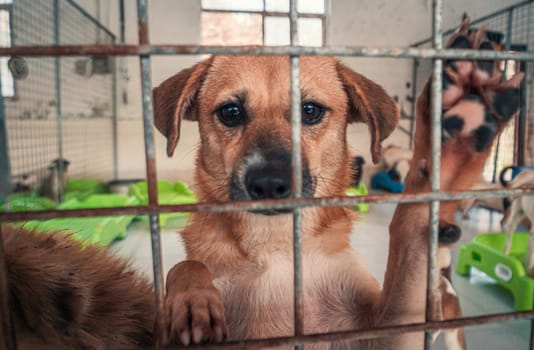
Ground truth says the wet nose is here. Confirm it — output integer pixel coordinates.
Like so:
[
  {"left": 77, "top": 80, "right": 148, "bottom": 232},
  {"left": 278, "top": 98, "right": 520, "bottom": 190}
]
[{"left": 245, "top": 170, "right": 292, "bottom": 200}]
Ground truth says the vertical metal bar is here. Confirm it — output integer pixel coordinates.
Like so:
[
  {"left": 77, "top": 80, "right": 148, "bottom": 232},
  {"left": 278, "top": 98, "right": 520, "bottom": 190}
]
[
  {"left": 515, "top": 60, "right": 527, "bottom": 166},
  {"left": 53, "top": 0, "right": 64, "bottom": 203},
  {"left": 136, "top": 1, "right": 165, "bottom": 348},
  {"left": 0, "top": 225, "right": 16, "bottom": 350},
  {"left": 492, "top": 10, "right": 514, "bottom": 179},
  {"left": 261, "top": 0, "right": 266, "bottom": 45},
  {"left": 119, "top": 0, "right": 128, "bottom": 106},
  {"left": 111, "top": 36, "right": 118, "bottom": 180},
  {"left": 321, "top": 0, "right": 327, "bottom": 46},
  {"left": 289, "top": 1, "right": 303, "bottom": 349},
  {"left": 409, "top": 59, "right": 418, "bottom": 149},
  {"left": 119, "top": 0, "right": 125, "bottom": 43},
  {"left": 502, "top": 9, "right": 514, "bottom": 76},
  {"left": 424, "top": 0, "right": 442, "bottom": 348},
  {"left": 491, "top": 136, "right": 501, "bottom": 182},
  {"left": 0, "top": 69, "right": 11, "bottom": 201},
  {"left": 0, "top": 64, "right": 15, "bottom": 348}
]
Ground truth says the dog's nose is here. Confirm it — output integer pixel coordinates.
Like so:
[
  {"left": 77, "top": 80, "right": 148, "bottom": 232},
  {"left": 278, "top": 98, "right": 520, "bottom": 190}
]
[{"left": 245, "top": 171, "right": 292, "bottom": 200}]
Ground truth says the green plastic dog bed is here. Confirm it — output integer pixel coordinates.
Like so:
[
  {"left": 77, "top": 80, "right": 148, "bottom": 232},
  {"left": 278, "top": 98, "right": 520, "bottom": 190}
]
[
  {"left": 22, "top": 194, "right": 140, "bottom": 247},
  {"left": 64, "top": 178, "right": 108, "bottom": 200},
  {"left": 457, "top": 232, "right": 534, "bottom": 311},
  {"left": 0, "top": 193, "right": 56, "bottom": 212},
  {"left": 128, "top": 180, "right": 196, "bottom": 227},
  {"left": 345, "top": 182, "right": 369, "bottom": 213}
]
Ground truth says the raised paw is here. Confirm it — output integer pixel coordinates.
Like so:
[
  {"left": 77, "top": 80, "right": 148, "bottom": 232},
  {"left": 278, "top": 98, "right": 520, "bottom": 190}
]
[
  {"left": 440, "top": 17, "right": 524, "bottom": 153},
  {"left": 158, "top": 261, "right": 228, "bottom": 346}
]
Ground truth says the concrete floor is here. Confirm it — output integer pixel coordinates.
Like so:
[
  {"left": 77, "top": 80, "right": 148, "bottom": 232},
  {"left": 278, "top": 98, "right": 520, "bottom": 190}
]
[{"left": 110, "top": 204, "right": 531, "bottom": 349}]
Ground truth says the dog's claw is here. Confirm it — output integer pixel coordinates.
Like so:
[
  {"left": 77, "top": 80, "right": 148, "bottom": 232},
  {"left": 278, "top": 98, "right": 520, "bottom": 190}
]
[
  {"left": 180, "top": 330, "right": 191, "bottom": 346},
  {"left": 438, "top": 221, "right": 462, "bottom": 244},
  {"left": 158, "top": 261, "right": 228, "bottom": 347}
]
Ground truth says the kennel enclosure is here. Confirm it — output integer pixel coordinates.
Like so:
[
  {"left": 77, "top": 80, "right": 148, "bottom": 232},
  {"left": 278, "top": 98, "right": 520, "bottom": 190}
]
[{"left": 1, "top": 0, "right": 534, "bottom": 349}]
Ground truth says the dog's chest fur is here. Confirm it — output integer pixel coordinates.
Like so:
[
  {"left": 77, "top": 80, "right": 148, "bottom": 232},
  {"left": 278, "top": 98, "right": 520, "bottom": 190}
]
[{"left": 184, "top": 211, "right": 381, "bottom": 345}]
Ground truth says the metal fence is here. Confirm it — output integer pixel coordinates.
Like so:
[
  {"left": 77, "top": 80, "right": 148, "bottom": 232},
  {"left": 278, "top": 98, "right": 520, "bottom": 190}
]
[
  {"left": 0, "top": 0, "right": 117, "bottom": 201},
  {"left": 409, "top": 1, "right": 534, "bottom": 181},
  {"left": 0, "top": 0, "right": 534, "bottom": 349}
]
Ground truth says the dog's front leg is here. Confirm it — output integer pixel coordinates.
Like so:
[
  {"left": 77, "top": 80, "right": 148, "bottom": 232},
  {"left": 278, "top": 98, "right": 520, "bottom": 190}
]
[
  {"left": 375, "top": 21, "right": 523, "bottom": 349},
  {"left": 157, "top": 260, "right": 228, "bottom": 346}
]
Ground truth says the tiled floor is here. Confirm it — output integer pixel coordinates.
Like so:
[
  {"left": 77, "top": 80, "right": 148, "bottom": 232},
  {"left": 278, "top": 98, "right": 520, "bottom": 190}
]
[{"left": 110, "top": 204, "right": 531, "bottom": 349}]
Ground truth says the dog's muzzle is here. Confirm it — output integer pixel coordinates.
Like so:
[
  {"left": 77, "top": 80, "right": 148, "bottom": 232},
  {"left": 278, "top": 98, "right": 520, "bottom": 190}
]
[{"left": 230, "top": 148, "right": 314, "bottom": 215}]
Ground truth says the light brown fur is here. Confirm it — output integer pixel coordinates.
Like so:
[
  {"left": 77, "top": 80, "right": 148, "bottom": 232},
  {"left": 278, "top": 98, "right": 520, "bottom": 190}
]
[
  {"left": 153, "top": 55, "right": 475, "bottom": 349},
  {"left": 3, "top": 21, "right": 518, "bottom": 350}
]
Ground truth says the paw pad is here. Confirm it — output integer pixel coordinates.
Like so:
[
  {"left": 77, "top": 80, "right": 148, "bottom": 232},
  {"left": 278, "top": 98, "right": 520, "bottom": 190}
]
[{"left": 440, "top": 17, "right": 524, "bottom": 153}]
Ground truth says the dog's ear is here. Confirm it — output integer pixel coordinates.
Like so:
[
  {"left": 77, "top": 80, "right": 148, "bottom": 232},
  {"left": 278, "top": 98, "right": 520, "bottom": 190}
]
[
  {"left": 153, "top": 57, "right": 213, "bottom": 156},
  {"left": 337, "top": 62, "right": 400, "bottom": 164}
]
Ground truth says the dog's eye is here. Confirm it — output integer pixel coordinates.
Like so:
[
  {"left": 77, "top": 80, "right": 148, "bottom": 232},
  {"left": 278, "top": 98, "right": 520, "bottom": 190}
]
[
  {"left": 216, "top": 103, "right": 245, "bottom": 127},
  {"left": 302, "top": 102, "right": 325, "bottom": 125}
]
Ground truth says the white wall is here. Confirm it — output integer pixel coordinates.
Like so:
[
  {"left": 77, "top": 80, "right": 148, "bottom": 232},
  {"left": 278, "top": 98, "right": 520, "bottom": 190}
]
[
  {"left": 74, "top": 0, "right": 525, "bottom": 182},
  {"left": 73, "top": 0, "right": 203, "bottom": 181}
]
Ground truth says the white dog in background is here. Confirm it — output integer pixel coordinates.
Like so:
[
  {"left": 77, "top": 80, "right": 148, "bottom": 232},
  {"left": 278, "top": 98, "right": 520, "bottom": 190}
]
[{"left": 501, "top": 170, "right": 534, "bottom": 276}]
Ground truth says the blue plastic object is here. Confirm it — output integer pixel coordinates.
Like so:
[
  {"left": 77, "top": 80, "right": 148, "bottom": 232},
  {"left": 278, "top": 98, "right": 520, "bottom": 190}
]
[{"left": 371, "top": 171, "right": 405, "bottom": 193}]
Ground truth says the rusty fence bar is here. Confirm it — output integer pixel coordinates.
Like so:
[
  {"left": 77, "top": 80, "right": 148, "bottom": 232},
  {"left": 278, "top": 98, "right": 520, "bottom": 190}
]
[
  {"left": 136, "top": 0, "right": 165, "bottom": 346},
  {"left": 424, "top": 0, "right": 443, "bottom": 348},
  {"left": 111, "top": 36, "right": 119, "bottom": 180},
  {"left": 53, "top": 0, "right": 65, "bottom": 204},
  {"left": 0, "top": 45, "right": 533, "bottom": 61},
  {"left": 2, "top": 187, "right": 534, "bottom": 222},
  {"left": 289, "top": 0, "right": 303, "bottom": 348},
  {"left": 202, "top": 8, "right": 324, "bottom": 19},
  {"left": 1, "top": 3, "right": 533, "bottom": 349},
  {"left": 162, "top": 310, "right": 534, "bottom": 350}
]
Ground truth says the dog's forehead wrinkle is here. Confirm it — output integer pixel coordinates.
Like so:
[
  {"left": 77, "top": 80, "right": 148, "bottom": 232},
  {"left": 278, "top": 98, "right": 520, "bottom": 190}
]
[{"left": 204, "top": 56, "right": 343, "bottom": 108}]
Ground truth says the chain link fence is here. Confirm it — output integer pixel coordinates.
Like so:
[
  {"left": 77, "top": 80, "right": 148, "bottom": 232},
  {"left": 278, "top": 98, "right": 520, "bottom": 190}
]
[{"left": 0, "top": 0, "right": 116, "bottom": 198}]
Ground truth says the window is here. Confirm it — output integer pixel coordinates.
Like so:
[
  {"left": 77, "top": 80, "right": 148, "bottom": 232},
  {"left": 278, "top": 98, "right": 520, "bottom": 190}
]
[
  {"left": 201, "top": 0, "right": 326, "bottom": 47},
  {"left": 0, "top": 0, "right": 14, "bottom": 98}
]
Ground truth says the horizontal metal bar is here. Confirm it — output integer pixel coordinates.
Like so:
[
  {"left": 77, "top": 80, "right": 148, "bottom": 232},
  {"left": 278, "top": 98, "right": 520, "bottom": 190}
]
[
  {"left": 1, "top": 45, "right": 533, "bottom": 61},
  {"left": 202, "top": 8, "right": 325, "bottom": 19},
  {"left": 162, "top": 310, "right": 534, "bottom": 349},
  {"left": 1, "top": 187, "right": 533, "bottom": 222}
]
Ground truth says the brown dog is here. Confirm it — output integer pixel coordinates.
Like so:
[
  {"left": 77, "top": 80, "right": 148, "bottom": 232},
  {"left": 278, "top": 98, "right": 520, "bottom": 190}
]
[
  {"left": 153, "top": 21, "right": 522, "bottom": 350},
  {"left": 3, "top": 21, "right": 521, "bottom": 350},
  {"left": 3, "top": 225, "right": 226, "bottom": 349}
]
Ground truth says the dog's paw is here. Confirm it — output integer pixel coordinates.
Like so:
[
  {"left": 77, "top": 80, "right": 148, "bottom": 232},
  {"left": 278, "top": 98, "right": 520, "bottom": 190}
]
[
  {"left": 440, "top": 19, "right": 524, "bottom": 152},
  {"left": 160, "top": 285, "right": 228, "bottom": 346},
  {"left": 158, "top": 261, "right": 228, "bottom": 346}
]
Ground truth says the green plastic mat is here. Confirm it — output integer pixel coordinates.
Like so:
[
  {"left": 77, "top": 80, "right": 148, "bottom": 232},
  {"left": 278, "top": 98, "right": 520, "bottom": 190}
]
[
  {"left": 457, "top": 232, "right": 534, "bottom": 311},
  {"left": 22, "top": 194, "right": 140, "bottom": 247},
  {"left": 0, "top": 178, "right": 108, "bottom": 213},
  {"left": 128, "top": 180, "right": 196, "bottom": 227},
  {"left": 345, "top": 182, "right": 369, "bottom": 213},
  {"left": 0, "top": 193, "right": 56, "bottom": 212},
  {"left": 64, "top": 178, "right": 108, "bottom": 201}
]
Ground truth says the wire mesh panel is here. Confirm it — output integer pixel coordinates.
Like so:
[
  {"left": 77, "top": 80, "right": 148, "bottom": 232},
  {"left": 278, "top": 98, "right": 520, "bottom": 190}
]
[{"left": 1, "top": 0, "right": 115, "bottom": 197}]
